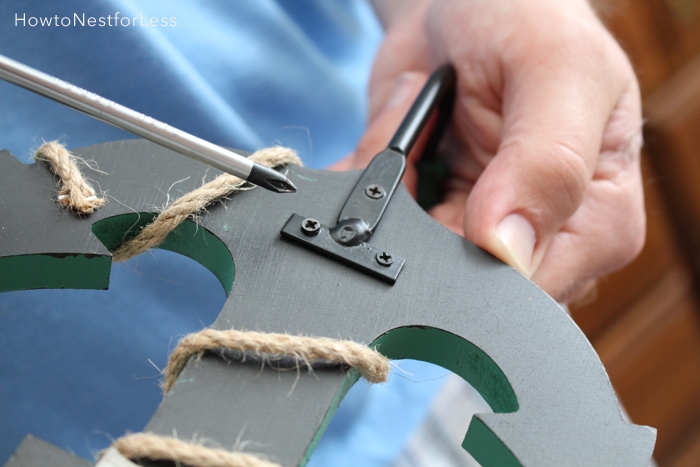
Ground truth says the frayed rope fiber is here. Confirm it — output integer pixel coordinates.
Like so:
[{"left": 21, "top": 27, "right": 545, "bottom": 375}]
[
  {"left": 35, "top": 141, "right": 105, "bottom": 215},
  {"left": 35, "top": 141, "right": 301, "bottom": 257},
  {"left": 110, "top": 433, "right": 282, "bottom": 467},
  {"left": 163, "top": 328, "right": 391, "bottom": 395},
  {"left": 110, "top": 145, "right": 300, "bottom": 262}
]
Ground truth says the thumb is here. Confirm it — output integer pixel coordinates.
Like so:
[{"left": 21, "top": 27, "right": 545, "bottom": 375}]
[
  {"left": 330, "top": 72, "right": 428, "bottom": 180},
  {"left": 463, "top": 67, "right": 616, "bottom": 278}
]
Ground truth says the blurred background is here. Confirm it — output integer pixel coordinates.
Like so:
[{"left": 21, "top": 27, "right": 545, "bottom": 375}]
[{"left": 570, "top": 0, "right": 700, "bottom": 464}]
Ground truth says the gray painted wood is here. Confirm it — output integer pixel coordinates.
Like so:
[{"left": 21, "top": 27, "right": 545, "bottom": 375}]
[
  {"left": 2, "top": 436, "right": 91, "bottom": 467},
  {"left": 0, "top": 140, "right": 656, "bottom": 466}
]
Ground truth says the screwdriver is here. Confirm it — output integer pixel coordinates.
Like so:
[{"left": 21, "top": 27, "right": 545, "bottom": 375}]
[{"left": 0, "top": 54, "right": 297, "bottom": 194}]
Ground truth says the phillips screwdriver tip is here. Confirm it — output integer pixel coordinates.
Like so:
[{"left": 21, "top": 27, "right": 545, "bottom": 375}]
[{"left": 247, "top": 163, "right": 297, "bottom": 193}]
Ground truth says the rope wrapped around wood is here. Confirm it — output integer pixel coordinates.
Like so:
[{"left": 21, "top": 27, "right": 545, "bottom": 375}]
[
  {"left": 35, "top": 141, "right": 105, "bottom": 215},
  {"left": 35, "top": 141, "right": 301, "bottom": 258},
  {"left": 110, "top": 433, "right": 281, "bottom": 467},
  {"left": 38, "top": 141, "right": 390, "bottom": 467},
  {"left": 162, "top": 328, "right": 391, "bottom": 395},
  {"left": 110, "top": 145, "right": 301, "bottom": 262}
]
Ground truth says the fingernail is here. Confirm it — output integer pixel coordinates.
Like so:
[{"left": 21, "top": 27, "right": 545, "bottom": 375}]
[
  {"left": 495, "top": 214, "right": 536, "bottom": 276},
  {"left": 386, "top": 72, "right": 419, "bottom": 108}
]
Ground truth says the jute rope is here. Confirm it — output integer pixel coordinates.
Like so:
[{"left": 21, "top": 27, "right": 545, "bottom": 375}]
[
  {"left": 111, "top": 145, "right": 300, "bottom": 262},
  {"left": 110, "top": 433, "right": 281, "bottom": 467},
  {"left": 35, "top": 141, "right": 300, "bottom": 258},
  {"left": 38, "top": 141, "right": 390, "bottom": 467},
  {"left": 35, "top": 141, "right": 105, "bottom": 215},
  {"left": 163, "top": 328, "right": 391, "bottom": 395}
]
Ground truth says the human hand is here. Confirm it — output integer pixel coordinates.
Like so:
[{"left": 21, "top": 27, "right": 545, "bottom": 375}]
[{"left": 335, "top": 0, "right": 645, "bottom": 303}]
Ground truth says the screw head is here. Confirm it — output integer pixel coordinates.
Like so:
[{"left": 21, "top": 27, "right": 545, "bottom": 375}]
[
  {"left": 375, "top": 251, "right": 394, "bottom": 267},
  {"left": 365, "top": 184, "right": 385, "bottom": 199},
  {"left": 301, "top": 218, "right": 320, "bottom": 236}
]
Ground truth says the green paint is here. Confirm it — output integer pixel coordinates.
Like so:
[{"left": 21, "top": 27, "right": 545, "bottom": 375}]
[
  {"left": 4, "top": 208, "right": 520, "bottom": 464},
  {"left": 464, "top": 416, "right": 521, "bottom": 467},
  {"left": 301, "top": 370, "right": 362, "bottom": 466},
  {"left": 2, "top": 212, "right": 234, "bottom": 295},
  {"left": 0, "top": 253, "right": 111, "bottom": 293},
  {"left": 374, "top": 327, "right": 518, "bottom": 413},
  {"left": 91, "top": 212, "right": 235, "bottom": 295},
  {"left": 375, "top": 327, "right": 520, "bottom": 466},
  {"left": 300, "top": 326, "right": 520, "bottom": 466}
]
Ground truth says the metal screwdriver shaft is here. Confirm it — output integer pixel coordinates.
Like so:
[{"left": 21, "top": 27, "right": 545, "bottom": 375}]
[{"left": 0, "top": 54, "right": 296, "bottom": 194}]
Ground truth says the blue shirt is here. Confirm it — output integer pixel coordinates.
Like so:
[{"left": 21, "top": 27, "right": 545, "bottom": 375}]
[{"left": 0, "top": 2, "right": 448, "bottom": 465}]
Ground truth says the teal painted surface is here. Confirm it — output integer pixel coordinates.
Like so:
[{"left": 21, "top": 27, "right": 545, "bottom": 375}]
[
  {"left": 0, "top": 254, "right": 110, "bottom": 293},
  {"left": 91, "top": 213, "right": 234, "bottom": 295}
]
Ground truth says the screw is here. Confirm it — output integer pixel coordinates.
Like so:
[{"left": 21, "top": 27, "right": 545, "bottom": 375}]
[
  {"left": 301, "top": 218, "right": 320, "bottom": 236},
  {"left": 375, "top": 251, "right": 394, "bottom": 267},
  {"left": 365, "top": 184, "right": 385, "bottom": 199}
]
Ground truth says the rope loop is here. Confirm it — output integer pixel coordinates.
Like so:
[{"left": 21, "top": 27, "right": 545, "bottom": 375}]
[
  {"left": 111, "top": 146, "right": 301, "bottom": 262},
  {"left": 35, "top": 141, "right": 105, "bottom": 215},
  {"left": 163, "top": 328, "right": 390, "bottom": 395},
  {"left": 110, "top": 433, "right": 282, "bottom": 467}
]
